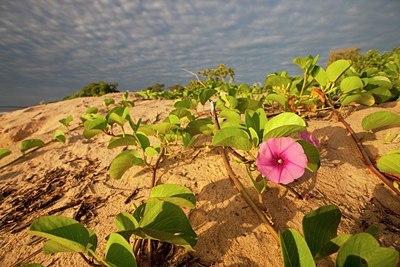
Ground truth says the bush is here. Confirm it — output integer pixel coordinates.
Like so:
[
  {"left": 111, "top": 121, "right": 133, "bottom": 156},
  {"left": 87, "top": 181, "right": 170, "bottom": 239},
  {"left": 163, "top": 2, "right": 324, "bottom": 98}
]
[{"left": 64, "top": 81, "right": 119, "bottom": 100}]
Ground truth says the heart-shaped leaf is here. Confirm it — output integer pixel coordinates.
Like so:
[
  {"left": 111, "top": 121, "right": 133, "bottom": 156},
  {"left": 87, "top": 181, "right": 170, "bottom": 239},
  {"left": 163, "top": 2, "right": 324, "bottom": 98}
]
[
  {"left": 297, "top": 140, "right": 320, "bottom": 172},
  {"left": 326, "top": 60, "right": 351, "bottom": 82},
  {"left": 212, "top": 127, "right": 253, "bottom": 151},
  {"left": 340, "top": 76, "right": 364, "bottom": 93},
  {"left": 185, "top": 118, "right": 214, "bottom": 136},
  {"left": 105, "top": 233, "right": 137, "bottom": 267},
  {"left": 107, "top": 135, "right": 137, "bottom": 149},
  {"left": 377, "top": 151, "right": 400, "bottom": 175},
  {"left": 302, "top": 205, "right": 341, "bottom": 257},
  {"left": 137, "top": 199, "right": 197, "bottom": 250},
  {"left": 280, "top": 228, "right": 316, "bottom": 267},
  {"left": 199, "top": 88, "right": 217, "bottom": 105},
  {"left": 263, "top": 112, "right": 306, "bottom": 139},
  {"left": 336, "top": 233, "right": 399, "bottom": 267},
  {"left": 59, "top": 115, "right": 73, "bottom": 127},
  {"left": 361, "top": 111, "right": 400, "bottom": 131},
  {"left": 28, "top": 216, "right": 90, "bottom": 254},
  {"left": 0, "top": 149, "right": 11, "bottom": 160},
  {"left": 149, "top": 184, "right": 196, "bottom": 208},
  {"left": 19, "top": 139, "right": 45, "bottom": 153},
  {"left": 109, "top": 150, "right": 144, "bottom": 179},
  {"left": 53, "top": 129, "right": 66, "bottom": 143}
]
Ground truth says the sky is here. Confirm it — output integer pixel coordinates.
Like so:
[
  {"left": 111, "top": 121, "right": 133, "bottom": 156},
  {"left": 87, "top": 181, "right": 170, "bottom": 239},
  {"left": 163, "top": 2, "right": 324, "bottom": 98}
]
[{"left": 0, "top": 0, "right": 399, "bottom": 107}]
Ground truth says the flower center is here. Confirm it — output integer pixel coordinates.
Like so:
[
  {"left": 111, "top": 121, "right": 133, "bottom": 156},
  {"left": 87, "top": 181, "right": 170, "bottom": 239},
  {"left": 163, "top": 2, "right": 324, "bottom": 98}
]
[{"left": 277, "top": 158, "right": 284, "bottom": 165}]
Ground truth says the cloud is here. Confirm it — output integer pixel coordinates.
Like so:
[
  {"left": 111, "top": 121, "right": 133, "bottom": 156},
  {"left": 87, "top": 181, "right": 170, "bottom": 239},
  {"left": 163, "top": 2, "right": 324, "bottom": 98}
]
[{"left": 0, "top": 0, "right": 399, "bottom": 106}]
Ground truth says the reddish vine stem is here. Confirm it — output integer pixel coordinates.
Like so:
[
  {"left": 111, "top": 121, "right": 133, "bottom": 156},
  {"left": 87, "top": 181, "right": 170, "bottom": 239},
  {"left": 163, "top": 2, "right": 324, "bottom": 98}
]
[
  {"left": 327, "top": 100, "right": 400, "bottom": 197},
  {"left": 211, "top": 103, "right": 280, "bottom": 244}
]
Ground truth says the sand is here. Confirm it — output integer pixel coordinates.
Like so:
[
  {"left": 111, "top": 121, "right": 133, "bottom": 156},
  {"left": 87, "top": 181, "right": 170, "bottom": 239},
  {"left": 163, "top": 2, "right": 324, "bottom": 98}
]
[{"left": 0, "top": 93, "right": 399, "bottom": 266}]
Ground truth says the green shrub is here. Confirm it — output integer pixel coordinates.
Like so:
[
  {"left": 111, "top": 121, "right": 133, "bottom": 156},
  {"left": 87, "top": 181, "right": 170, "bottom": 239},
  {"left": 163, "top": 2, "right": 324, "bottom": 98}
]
[{"left": 64, "top": 81, "right": 119, "bottom": 100}]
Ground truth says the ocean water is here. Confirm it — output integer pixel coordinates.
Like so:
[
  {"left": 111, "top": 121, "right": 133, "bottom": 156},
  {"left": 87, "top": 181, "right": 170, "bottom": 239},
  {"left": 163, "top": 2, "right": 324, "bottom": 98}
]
[{"left": 0, "top": 106, "right": 26, "bottom": 114}]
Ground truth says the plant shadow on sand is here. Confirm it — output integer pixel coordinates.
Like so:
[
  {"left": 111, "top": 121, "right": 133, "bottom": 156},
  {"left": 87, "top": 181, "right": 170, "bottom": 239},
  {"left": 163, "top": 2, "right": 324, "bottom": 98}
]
[{"left": 190, "top": 177, "right": 298, "bottom": 266}]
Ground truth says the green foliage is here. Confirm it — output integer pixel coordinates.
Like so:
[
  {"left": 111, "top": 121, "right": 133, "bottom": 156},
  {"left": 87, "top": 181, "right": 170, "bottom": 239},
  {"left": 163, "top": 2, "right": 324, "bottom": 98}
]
[
  {"left": 0, "top": 148, "right": 11, "bottom": 160},
  {"left": 361, "top": 110, "right": 400, "bottom": 131},
  {"left": 336, "top": 233, "right": 399, "bottom": 267},
  {"left": 53, "top": 129, "right": 66, "bottom": 143},
  {"left": 64, "top": 81, "right": 119, "bottom": 100},
  {"left": 59, "top": 115, "right": 73, "bottom": 127},
  {"left": 109, "top": 150, "right": 144, "bottom": 179},
  {"left": 19, "top": 139, "right": 45, "bottom": 153},
  {"left": 263, "top": 112, "right": 306, "bottom": 139},
  {"left": 280, "top": 229, "right": 316, "bottom": 267},
  {"left": 280, "top": 205, "right": 399, "bottom": 267},
  {"left": 105, "top": 233, "right": 137, "bottom": 267},
  {"left": 377, "top": 150, "right": 400, "bottom": 175}
]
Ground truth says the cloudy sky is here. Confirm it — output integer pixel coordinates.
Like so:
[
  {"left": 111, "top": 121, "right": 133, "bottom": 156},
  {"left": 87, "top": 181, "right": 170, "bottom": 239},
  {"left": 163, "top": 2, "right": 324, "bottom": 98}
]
[{"left": 1, "top": 0, "right": 399, "bottom": 106}]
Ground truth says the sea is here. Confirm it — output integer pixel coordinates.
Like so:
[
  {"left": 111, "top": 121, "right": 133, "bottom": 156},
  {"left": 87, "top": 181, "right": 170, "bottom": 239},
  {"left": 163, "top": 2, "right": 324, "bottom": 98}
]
[{"left": 0, "top": 106, "right": 26, "bottom": 114}]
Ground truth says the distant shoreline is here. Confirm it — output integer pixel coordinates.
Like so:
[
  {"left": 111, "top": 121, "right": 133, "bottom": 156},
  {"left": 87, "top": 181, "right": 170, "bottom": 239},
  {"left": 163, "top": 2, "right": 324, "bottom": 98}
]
[{"left": 0, "top": 106, "right": 27, "bottom": 113}]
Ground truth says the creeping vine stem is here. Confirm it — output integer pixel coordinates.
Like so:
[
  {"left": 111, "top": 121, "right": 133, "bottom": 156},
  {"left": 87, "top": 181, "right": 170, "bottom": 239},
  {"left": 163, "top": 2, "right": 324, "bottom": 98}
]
[
  {"left": 326, "top": 97, "right": 400, "bottom": 197},
  {"left": 210, "top": 102, "right": 280, "bottom": 244}
]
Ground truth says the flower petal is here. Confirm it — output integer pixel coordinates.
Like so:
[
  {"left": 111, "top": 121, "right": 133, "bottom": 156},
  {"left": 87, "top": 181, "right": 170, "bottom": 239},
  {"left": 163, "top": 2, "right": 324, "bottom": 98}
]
[
  {"left": 278, "top": 162, "right": 306, "bottom": 184},
  {"left": 281, "top": 142, "right": 308, "bottom": 169}
]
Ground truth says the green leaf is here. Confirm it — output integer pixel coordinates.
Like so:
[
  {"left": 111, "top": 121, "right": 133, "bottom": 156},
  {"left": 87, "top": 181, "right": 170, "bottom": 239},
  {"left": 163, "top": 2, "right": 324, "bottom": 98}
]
[
  {"left": 85, "top": 107, "right": 98, "bottom": 114},
  {"left": 105, "top": 233, "right": 137, "bottom": 267},
  {"left": 263, "top": 112, "right": 306, "bottom": 139},
  {"left": 316, "top": 234, "right": 352, "bottom": 259},
  {"left": 199, "top": 88, "right": 217, "bottom": 105},
  {"left": 152, "top": 122, "right": 179, "bottom": 135},
  {"left": 311, "top": 66, "right": 328, "bottom": 86},
  {"left": 220, "top": 94, "right": 238, "bottom": 109},
  {"left": 107, "top": 106, "right": 130, "bottom": 126},
  {"left": 109, "top": 150, "right": 144, "bottom": 179},
  {"left": 116, "top": 212, "right": 139, "bottom": 231},
  {"left": 103, "top": 98, "right": 115, "bottom": 107},
  {"left": 341, "top": 93, "right": 375, "bottom": 106},
  {"left": 19, "top": 139, "right": 45, "bottom": 153},
  {"left": 0, "top": 149, "right": 11, "bottom": 160},
  {"left": 212, "top": 127, "right": 253, "bottom": 151},
  {"left": 340, "top": 76, "right": 364, "bottom": 93},
  {"left": 302, "top": 205, "right": 341, "bottom": 257},
  {"left": 245, "top": 108, "right": 267, "bottom": 142},
  {"left": 361, "top": 111, "right": 400, "bottom": 131},
  {"left": 145, "top": 146, "right": 159, "bottom": 157},
  {"left": 107, "top": 135, "right": 137, "bottom": 149},
  {"left": 53, "top": 129, "right": 66, "bottom": 143},
  {"left": 83, "top": 116, "right": 107, "bottom": 139},
  {"left": 248, "top": 173, "right": 267, "bottom": 194},
  {"left": 28, "top": 216, "right": 89, "bottom": 254},
  {"left": 236, "top": 98, "right": 262, "bottom": 113},
  {"left": 185, "top": 118, "right": 214, "bottom": 136},
  {"left": 164, "top": 114, "right": 181, "bottom": 125},
  {"left": 377, "top": 151, "right": 400, "bottom": 175},
  {"left": 265, "top": 93, "right": 287, "bottom": 108},
  {"left": 149, "top": 184, "right": 196, "bottom": 209},
  {"left": 264, "top": 75, "right": 291, "bottom": 89},
  {"left": 59, "top": 115, "right": 73, "bottom": 127},
  {"left": 137, "top": 199, "right": 197, "bottom": 250},
  {"left": 297, "top": 140, "right": 320, "bottom": 172},
  {"left": 174, "top": 98, "right": 194, "bottom": 109},
  {"left": 135, "top": 132, "right": 150, "bottom": 150},
  {"left": 280, "top": 228, "right": 316, "bottom": 267},
  {"left": 326, "top": 60, "right": 351, "bottom": 82},
  {"left": 336, "top": 233, "right": 399, "bottom": 267},
  {"left": 170, "top": 108, "right": 193, "bottom": 120}
]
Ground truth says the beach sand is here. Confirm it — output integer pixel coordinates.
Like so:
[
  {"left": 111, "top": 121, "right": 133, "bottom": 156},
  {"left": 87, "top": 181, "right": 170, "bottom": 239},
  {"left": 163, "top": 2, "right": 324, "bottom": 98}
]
[{"left": 0, "top": 93, "right": 399, "bottom": 266}]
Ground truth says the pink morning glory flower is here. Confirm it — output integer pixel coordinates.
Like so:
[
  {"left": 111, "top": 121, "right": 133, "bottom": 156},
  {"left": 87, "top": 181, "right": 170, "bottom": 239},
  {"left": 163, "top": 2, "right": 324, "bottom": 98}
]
[
  {"left": 299, "top": 130, "right": 320, "bottom": 148},
  {"left": 256, "top": 137, "right": 308, "bottom": 185}
]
